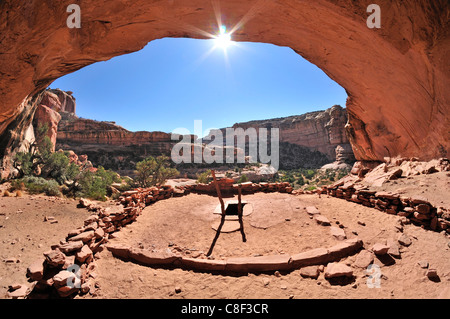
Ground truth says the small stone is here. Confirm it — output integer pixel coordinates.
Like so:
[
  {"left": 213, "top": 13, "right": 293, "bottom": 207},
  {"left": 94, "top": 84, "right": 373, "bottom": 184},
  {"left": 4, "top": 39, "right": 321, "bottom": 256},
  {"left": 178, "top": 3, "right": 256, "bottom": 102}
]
[
  {"left": 7, "top": 285, "right": 29, "bottom": 299},
  {"left": 44, "top": 249, "right": 66, "bottom": 267},
  {"left": 324, "top": 262, "right": 353, "bottom": 279},
  {"left": 175, "top": 286, "right": 182, "bottom": 294},
  {"left": 354, "top": 250, "right": 374, "bottom": 268},
  {"left": 418, "top": 260, "right": 429, "bottom": 269},
  {"left": 280, "top": 285, "right": 287, "bottom": 290},
  {"left": 300, "top": 266, "right": 320, "bottom": 279},
  {"left": 305, "top": 206, "right": 320, "bottom": 215},
  {"left": 263, "top": 278, "right": 270, "bottom": 286},
  {"left": 372, "top": 243, "right": 390, "bottom": 255},
  {"left": 387, "top": 239, "right": 401, "bottom": 258},
  {"left": 27, "top": 259, "right": 45, "bottom": 281},
  {"left": 398, "top": 234, "right": 412, "bottom": 247},
  {"left": 274, "top": 270, "right": 281, "bottom": 277},
  {"left": 330, "top": 226, "right": 346, "bottom": 240},
  {"left": 76, "top": 245, "right": 93, "bottom": 263},
  {"left": 426, "top": 268, "right": 439, "bottom": 280},
  {"left": 4, "top": 257, "right": 18, "bottom": 263},
  {"left": 8, "top": 283, "right": 22, "bottom": 291},
  {"left": 314, "top": 215, "right": 331, "bottom": 226},
  {"left": 416, "top": 204, "right": 430, "bottom": 215},
  {"left": 357, "top": 220, "right": 366, "bottom": 226}
]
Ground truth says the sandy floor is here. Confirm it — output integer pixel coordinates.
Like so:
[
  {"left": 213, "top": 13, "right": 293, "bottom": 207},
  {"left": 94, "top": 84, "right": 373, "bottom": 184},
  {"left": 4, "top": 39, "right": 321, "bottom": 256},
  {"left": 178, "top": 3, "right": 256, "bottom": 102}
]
[
  {"left": 0, "top": 193, "right": 92, "bottom": 297},
  {"left": 1, "top": 184, "right": 449, "bottom": 299},
  {"left": 89, "top": 193, "right": 450, "bottom": 299}
]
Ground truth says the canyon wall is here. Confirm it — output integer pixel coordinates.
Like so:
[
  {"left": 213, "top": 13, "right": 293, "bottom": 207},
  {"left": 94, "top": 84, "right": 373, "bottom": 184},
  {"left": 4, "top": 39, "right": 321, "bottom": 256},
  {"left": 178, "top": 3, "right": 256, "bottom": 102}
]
[
  {"left": 56, "top": 101, "right": 350, "bottom": 172},
  {"left": 0, "top": 0, "right": 449, "bottom": 176},
  {"left": 56, "top": 113, "right": 189, "bottom": 175},
  {"left": 206, "top": 105, "right": 354, "bottom": 169}
]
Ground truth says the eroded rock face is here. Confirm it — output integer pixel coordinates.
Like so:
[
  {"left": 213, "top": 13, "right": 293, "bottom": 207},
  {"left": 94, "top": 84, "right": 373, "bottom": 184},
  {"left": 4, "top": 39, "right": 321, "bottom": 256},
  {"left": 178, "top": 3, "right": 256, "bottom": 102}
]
[
  {"left": 206, "top": 105, "right": 353, "bottom": 169},
  {"left": 56, "top": 114, "right": 181, "bottom": 174},
  {"left": 0, "top": 0, "right": 449, "bottom": 169},
  {"left": 33, "top": 91, "right": 63, "bottom": 151},
  {"left": 230, "top": 105, "right": 351, "bottom": 161}
]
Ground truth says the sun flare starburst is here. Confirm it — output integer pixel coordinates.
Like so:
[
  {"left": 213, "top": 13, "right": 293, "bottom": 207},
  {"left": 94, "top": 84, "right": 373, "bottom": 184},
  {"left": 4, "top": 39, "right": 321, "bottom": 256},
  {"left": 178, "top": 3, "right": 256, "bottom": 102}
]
[{"left": 214, "top": 25, "right": 233, "bottom": 50}]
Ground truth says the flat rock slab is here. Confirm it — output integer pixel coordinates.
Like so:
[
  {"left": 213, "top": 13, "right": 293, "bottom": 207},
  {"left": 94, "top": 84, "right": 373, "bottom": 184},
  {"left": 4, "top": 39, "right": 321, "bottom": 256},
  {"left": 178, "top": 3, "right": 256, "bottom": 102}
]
[
  {"left": 314, "top": 215, "right": 331, "bottom": 226},
  {"left": 300, "top": 266, "right": 320, "bottom": 279},
  {"left": 354, "top": 250, "right": 374, "bottom": 268},
  {"left": 290, "top": 248, "right": 330, "bottom": 268},
  {"left": 250, "top": 199, "right": 293, "bottom": 229},
  {"left": 180, "top": 258, "right": 226, "bottom": 272},
  {"left": 325, "top": 262, "right": 353, "bottom": 279},
  {"left": 106, "top": 238, "right": 364, "bottom": 274},
  {"left": 305, "top": 206, "right": 321, "bottom": 215},
  {"left": 226, "top": 254, "right": 291, "bottom": 272},
  {"left": 372, "top": 243, "right": 390, "bottom": 255},
  {"left": 128, "top": 248, "right": 180, "bottom": 265},
  {"left": 330, "top": 226, "right": 346, "bottom": 240}
]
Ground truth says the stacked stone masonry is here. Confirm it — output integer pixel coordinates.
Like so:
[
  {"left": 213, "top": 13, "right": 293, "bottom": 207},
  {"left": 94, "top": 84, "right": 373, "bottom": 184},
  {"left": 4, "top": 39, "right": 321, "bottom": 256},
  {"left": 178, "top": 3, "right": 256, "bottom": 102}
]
[{"left": 320, "top": 183, "right": 450, "bottom": 234}]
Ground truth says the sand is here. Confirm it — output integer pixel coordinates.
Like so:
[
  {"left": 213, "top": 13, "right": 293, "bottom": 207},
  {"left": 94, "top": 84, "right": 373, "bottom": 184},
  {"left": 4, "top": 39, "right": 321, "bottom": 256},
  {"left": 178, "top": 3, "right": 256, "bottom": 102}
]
[{"left": 1, "top": 183, "right": 449, "bottom": 299}]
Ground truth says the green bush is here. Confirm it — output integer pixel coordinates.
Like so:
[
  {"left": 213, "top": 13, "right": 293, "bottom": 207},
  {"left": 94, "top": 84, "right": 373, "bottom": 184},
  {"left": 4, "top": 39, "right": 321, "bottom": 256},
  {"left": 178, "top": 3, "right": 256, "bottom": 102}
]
[
  {"left": 196, "top": 169, "right": 212, "bottom": 184},
  {"left": 135, "top": 156, "right": 179, "bottom": 187},
  {"left": 75, "top": 167, "right": 121, "bottom": 201},
  {"left": 296, "top": 175, "right": 305, "bottom": 186},
  {"left": 13, "top": 152, "right": 34, "bottom": 176},
  {"left": 303, "top": 169, "right": 317, "bottom": 180},
  {"left": 43, "top": 152, "right": 79, "bottom": 184},
  {"left": 11, "top": 176, "right": 61, "bottom": 197},
  {"left": 237, "top": 174, "right": 248, "bottom": 183}
]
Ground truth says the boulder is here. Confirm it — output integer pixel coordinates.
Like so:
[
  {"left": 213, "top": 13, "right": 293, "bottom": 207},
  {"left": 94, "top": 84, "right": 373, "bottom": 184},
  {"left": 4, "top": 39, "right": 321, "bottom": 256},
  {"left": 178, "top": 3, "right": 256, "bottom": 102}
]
[
  {"left": 314, "top": 215, "right": 331, "bottom": 226},
  {"left": 43, "top": 250, "right": 66, "bottom": 268},
  {"left": 371, "top": 243, "right": 390, "bottom": 255},
  {"left": 330, "top": 226, "right": 346, "bottom": 240},
  {"left": 27, "top": 259, "right": 45, "bottom": 281},
  {"left": 324, "top": 262, "right": 353, "bottom": 279},
  {"left": 354, "top": 250, "right": 374, "bottom": 268},
  {"left": 299, "top": 266, "right": 320, "bottom": 279}
]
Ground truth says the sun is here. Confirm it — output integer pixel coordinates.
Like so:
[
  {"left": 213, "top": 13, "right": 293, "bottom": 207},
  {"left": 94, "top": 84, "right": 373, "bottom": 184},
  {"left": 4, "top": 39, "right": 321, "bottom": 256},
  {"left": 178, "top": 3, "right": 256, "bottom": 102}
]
[{"left": 214, "top": 25, "right": 233, "bottom": 49}]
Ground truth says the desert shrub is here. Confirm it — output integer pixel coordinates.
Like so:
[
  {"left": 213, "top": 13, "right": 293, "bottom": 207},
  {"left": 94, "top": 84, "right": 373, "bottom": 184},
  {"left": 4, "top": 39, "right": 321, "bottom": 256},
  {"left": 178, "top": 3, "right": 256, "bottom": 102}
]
[
  {"left": 303, "top": 169, "right": 317, "bottom": 180},
  {"left": 13, "top": 152, "right": 34, "bottom": 176},
  {"left": 135, "top": 156, "right": 179, "bottom": 187},
  {"left": 296, "top": 175, "right": 305, "bottom": 186},
  {"left": 196, "top": 169, "right": 212, "bottom": 184},
  {"left": 75, "top": 167, "right": 121, "bottom": 201},
  {"left": 305, "top": 185, "right": 317, "bottom": 191},
  {"left": 237, "top": 174, "right": 248, "bottom": 183},
  {"left": 42, "top": 152, "right": 79, "bottom": 184},
  {"left": 12, "top": 124, "right": 53, "bottom": 178},
  {"left": 11, "top": 176, "right": 61, "bottom": 196}
]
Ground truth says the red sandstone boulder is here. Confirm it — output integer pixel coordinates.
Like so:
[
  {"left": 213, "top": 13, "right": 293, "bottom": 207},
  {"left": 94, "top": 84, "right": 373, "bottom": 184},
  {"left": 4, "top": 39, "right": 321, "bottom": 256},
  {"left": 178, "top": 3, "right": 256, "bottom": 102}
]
[{"left": 324, "top": 262, "right": 353, "bottom": 279}]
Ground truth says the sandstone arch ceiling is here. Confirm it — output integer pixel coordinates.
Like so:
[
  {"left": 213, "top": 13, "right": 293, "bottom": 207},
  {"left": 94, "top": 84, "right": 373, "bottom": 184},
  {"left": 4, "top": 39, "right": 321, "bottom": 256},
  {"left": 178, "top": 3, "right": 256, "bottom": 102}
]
[{"left": 0, "top": 0, "right": 448, "bottom": 164}]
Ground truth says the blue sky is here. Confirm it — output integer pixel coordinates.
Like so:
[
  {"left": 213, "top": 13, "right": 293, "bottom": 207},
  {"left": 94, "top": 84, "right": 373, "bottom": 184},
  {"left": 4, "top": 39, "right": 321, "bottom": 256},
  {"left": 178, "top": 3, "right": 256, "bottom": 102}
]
[{"left": 50, "top": 37, "right": 347, "bottom": 134}]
